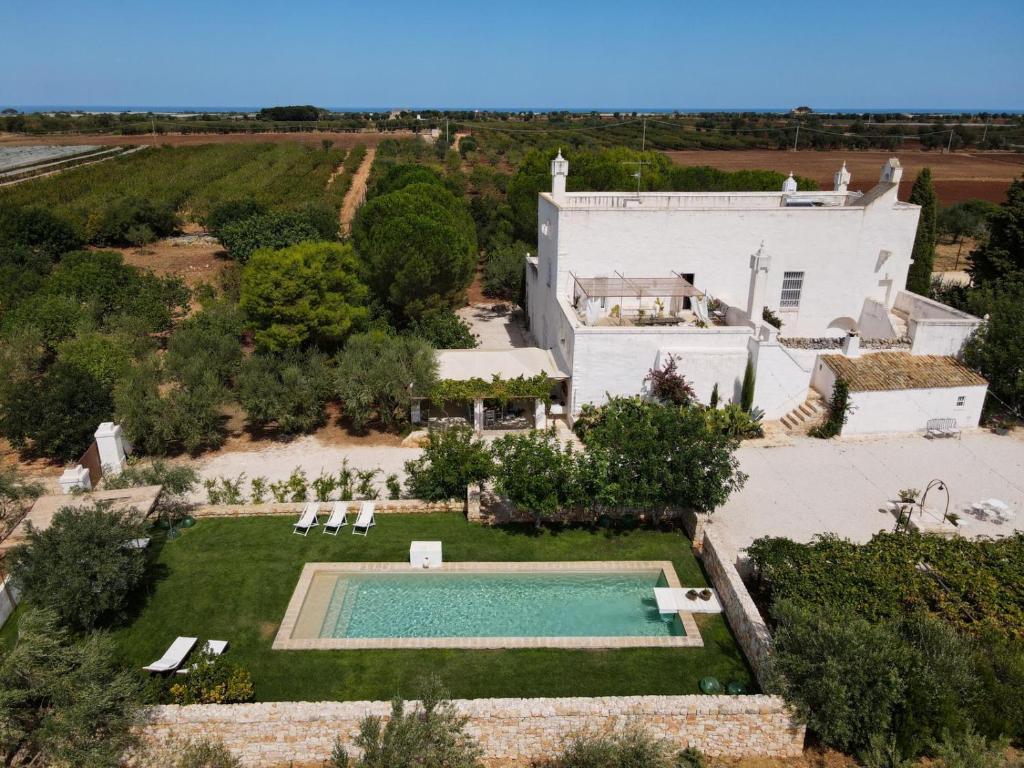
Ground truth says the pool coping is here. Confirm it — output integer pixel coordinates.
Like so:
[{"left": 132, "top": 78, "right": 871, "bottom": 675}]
[{"left": 272, "top": 561, "right": 703, "bottom": 650}]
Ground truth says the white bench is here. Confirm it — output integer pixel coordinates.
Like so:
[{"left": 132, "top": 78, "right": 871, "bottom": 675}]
[{"left": 926, "top": 418, "right": 960, "bottom": 439}]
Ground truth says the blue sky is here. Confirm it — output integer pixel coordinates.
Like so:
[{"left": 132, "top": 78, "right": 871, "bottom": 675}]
[{"left": 2, "top": 0, "right": 1023, "bottom": 110}]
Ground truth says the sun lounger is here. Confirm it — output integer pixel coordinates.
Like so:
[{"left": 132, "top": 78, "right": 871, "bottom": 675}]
[
  {"left": 352, "top": 501, "right": 375, "bottom": 536},
  {"left": 175, "top": 639, "right": 229, "bottom": 675},
  {"left": 323, "top": 502, "right": 349, "bottom": 535},
  {"left": 292, "top": 502, "right": 320, "bottom": 536},
  {"left": 143, "top": 636, "right": 197, "bottom": 673}
]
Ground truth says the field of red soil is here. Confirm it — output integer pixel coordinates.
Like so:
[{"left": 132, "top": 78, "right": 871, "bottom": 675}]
[
  {"left": 664, "top": 149, "right": 1023, "bottom": 205},
  {"left": 0, "top": 130, "right": 411, "bottom": 149}
]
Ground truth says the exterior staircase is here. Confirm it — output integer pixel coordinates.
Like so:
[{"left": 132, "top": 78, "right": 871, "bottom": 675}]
[
  {"left": 889, "top": 308, "right": 910, "bottom": 338},
  {"left": 779, "top": 391, "right": 828, "bottom": 433}
]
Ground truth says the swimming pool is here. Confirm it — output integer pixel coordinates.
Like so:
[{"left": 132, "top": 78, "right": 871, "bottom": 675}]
[{"left": 274, "top": 562, "right": 703, "bottom": 650}]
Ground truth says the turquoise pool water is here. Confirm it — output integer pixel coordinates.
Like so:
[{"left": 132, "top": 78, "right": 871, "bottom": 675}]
[{"left": 316, "top": 570, "right": 683, "bottom": 639}]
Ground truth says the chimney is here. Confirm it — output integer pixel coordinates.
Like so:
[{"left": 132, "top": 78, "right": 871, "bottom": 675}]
[
  {"left": 782, "top": 172, "right": 797, "bottom": 193},
  {"left": 833, "top": 161, "right": 851, "bottom": 193},
  {"left": 551, "top": 149, "right": 568, "bottom": 200},
  {"left": 880, "top": 158, "right": 903, "bottom": 185},
  {"left": 841, "top": 330, "right": 861, "bottom": 357},
  {"left": 746, "top": 242, "right": 772, "bottom": 321}
]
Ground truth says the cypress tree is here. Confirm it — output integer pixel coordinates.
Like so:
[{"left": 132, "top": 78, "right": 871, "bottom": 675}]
[
  {"left": 740, "top": 358, "right": 755, "bottom": 412},
  {"left": 967, "top": 177, "right": 1024, "bottom": 287},
  {"left": 906, "top": 168, "right": 938, "bottom": 294}
]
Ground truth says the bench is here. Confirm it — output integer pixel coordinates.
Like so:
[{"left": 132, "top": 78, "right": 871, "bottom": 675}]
[{"left": 926, "top": 418, "right": 961, "bottom": 439}]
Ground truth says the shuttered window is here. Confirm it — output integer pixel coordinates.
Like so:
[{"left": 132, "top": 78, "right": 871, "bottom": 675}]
[{"left": 780, "top": 271, "right": 804, "bottom": 308}]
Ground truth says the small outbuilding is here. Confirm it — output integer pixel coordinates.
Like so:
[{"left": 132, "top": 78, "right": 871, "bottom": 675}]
[{"left": 811, "top": 352, "right": 988, "bottom": 436}]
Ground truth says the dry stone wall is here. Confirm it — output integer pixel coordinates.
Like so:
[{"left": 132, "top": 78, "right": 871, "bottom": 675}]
[{"left": 141, "top": 695, "right": 804, "bottom": 767}]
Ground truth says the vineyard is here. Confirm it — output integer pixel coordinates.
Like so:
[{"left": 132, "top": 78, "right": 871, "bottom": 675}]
[{"left": 0, "top": 142, "right": 348, "bottom": 229}]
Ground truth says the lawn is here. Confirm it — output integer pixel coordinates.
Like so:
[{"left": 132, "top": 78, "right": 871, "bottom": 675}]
[{"left": 9, "top": 513, "right": 755, "bottom": 701}]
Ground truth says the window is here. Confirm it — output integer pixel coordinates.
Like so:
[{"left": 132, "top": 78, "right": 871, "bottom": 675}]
[
  {"left": 780, "top": 271, "right": 804, "bottom": 309},
  {"left": 956, "top": 395, "right": 966, "bottom": 408}
]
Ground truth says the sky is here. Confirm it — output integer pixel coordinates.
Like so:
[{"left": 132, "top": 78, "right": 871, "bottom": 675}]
[{"left": 2, "top": 0, "right": 1023, "bottom": 111}]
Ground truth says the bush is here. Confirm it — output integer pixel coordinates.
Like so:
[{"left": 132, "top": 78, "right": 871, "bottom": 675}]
[
  {"left": 335, "top": 331, "right": 437, "bottom": 431},
  {"left": 9, "top": 504, "right": 147, "bottom": 632},
  {"left": 167, "top": 650, "right": 255, "bottom": 705},
  {"left": 204, "top": 198, "right": 266, "bottom": 234},
  {"left": 85, "top": 195, "right": 179, "bottom": 245},
  {"left": 483, "top": 241, "right": 529, "bottom": 303},
  {"left": 0, "top": 202, "right": 82, "bottom": 260},
  {"left": 405, "top": 308, "right": 477, "bottom": 349},
  {"left": 140, "top": 738, "right": 242, "bottom": 768},
  {"left": 537, "top": 724, "right": 676, "bottom": 768},
  {"left": 330, "top": 676, "right": 482, "bottom": 768},
  {"left": 240, "top": 241, "right": 369, "bottom": 352},
  {"left": 237, "top": 349, "right": 334, "bottom": 434},
  {"left": 0, "top": 608, "right": 145, "bottom": 767},
  {"left": 56, "top": 330, "right": 137, "bottom": 390},
  {"left": 404, "top": 426, "right": 493, "bottom": 500},
  {"left": 103, "top": 459, "right": 199, "bottom": 497},
  {"left": 218, "top": 205, "right": 337, "bottom": 263},
  {"left": 705, "top": 403, "right": 764, "bottom": 439},
  {"left": 964, "top": 279, "right": 1024, "bottom": 414},
  {"left": 165, "top": 299, "right": 244, "bottom": 387},
  {"left": 809, "top": 378, "right": 852, "bottom": 439},
  {"left": 490, "top": 429, "right": 588, "bottom": 527},
  {"left": 644, "top": 354, "right": 695, "bottom": 406}
]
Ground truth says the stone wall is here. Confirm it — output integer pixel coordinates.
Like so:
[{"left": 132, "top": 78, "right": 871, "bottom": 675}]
[
  {"left": 698, "top": 528, "right": 774, "bottom": 689},
  {"left": 141, "top": 694, "right": 804, "bottom": 767},
  {"left": 191, "top": 499, "right": 463, "bottom": 518}
]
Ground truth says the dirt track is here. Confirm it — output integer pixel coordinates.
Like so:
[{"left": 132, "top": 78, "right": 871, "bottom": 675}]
[
  {"left": 340, "top": 147, "right": 375, "bottom": 234},
  {"left": 664, "top": 149, "right": 1022, "bottom": 204},
  {"left": 0, "top": 130, "right": 410, "bottom": 149}
]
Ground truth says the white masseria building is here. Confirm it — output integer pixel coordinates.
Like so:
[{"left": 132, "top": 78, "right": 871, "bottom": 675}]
[{"left": 521, "top": 153, "right": 988, "bottom": 435}]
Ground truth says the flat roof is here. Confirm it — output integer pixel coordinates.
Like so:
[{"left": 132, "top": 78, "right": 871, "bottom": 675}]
[
  {"left": 821, "top": 353, "right": 987, "bottom": 392},
  {"left": 437, "top": 348, "right": 569, "bottom": 381},
  {"left": 0, "top": 485, "right": 163, "bottom": 555}
]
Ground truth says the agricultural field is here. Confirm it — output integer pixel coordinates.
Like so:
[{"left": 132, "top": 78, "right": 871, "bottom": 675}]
[{"left": 0, "top": 142, "right": 348, "bottom": 230}]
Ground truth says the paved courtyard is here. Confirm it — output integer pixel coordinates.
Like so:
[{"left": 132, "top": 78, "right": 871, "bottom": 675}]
[
  {"left": 457, "top": 303, "right": 530, "bottom": 349},
  {"left": 711, "top": 430, "right": 1024, "bottom": 558}
]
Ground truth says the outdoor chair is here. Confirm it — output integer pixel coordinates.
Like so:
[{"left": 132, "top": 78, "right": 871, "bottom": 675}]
[
  {"left": 323, "top": 502, "right": 349, "bottom": 535},
  {"left": 292, "top": 502, "right": 320, "bottom": 536},
  {"left": 352, "top": 501, "right": 376, "bottom": 536},
  {"left": 143, "top": 636, "right": 197, "bottom": 673}
]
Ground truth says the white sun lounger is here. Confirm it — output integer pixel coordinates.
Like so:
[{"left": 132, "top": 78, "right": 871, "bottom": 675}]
[
  {"left": 323, "top": 502, "right": 349, "bottom": 535},
  {"left": 143, "top": 636, "right": 197, "bottom": 673},
  {"left": 352, "top": 501, "right": 375, "bottom": 536},
  {"left": 175, "top": 639, "right": 229, "bottom": 675},
  {"left": 292, "top": 502, "right": 320, "bottom": 536}
]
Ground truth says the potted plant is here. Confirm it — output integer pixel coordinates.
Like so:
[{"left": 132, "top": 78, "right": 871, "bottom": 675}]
[{"left": 991, "top": 415, "right": 1010, "bottom": 436}]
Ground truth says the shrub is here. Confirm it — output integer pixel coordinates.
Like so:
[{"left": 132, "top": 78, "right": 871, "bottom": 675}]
[
  {"left": 644, "top": 354, "right": 695, "bottom": 406},
  {"left": 405, "top": 308, "right": 477, "bottom": 349},
  {"left": 84, "top": 195, "right": 178, "bottom": 245},
  {"left": 762, "top": 306, "right": 783, "bottom": 329},
  {"left": 56, "top": 330, "right": 137, "bottom": 390},
  {"left": 809, "top": 378, "right": 852, "bottom": 438},
  {"left": 237, "top": 349, "right": 333, "bottom": 434},
  {"left": 10, "top": 504, "right": 147, "bottom": 632},
  {"left": 167, "top": 651, "right": 255, "bottom": 705},
  {"left": 205, "top": 198, "right": 267, "bottom": 234},
  {"left": 330, "top": 676, "right": 482, "bottom": 768},
  {"left": 218, "top": 205, "right": 337, "bottom": 263},
  {"left": 140, "top": 738, "right": 242, "bottom": 768},
  {"left": 490, "top": 429, "right": 587, "bottom": 527},
  {"left": 739, "top": 356, "right": 755, "bottom": 412},
  {"left": 705, "top": 403, "right": 764, "bottom": 439},
  {"left": 165, "top": 299, "right": 244, "bottom": 388},
  {"left": 964, "top": 279, "right": 1024, "bottom": 414},
  {"left": 335, "top": 331, "right": 438, "bottom": 431},
  {"left": 0, "top": 202, "right": 82, "bottom": 260},
  {"left": 103, "top": 459, "right": 199, "bottom": 497},
  {"left": 404, "top": 426, "right": 493, "bottom": 501},
  {"left": 240, "top": 241, "right": 369, "bottom": 352},
  {"left": 0, "top": 608, "right": 145, "bottom": 767},
  {"left": 538, "top": 724, "right": 676, "bottom": 768}
]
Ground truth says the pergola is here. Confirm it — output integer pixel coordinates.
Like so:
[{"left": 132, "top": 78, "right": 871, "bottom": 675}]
[{"left": 572, "top": 272, "right": 703, "bottom": 301}]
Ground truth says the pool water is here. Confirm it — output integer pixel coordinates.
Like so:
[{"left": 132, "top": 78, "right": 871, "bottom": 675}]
[{"left": 313, "top": 570, "right": 684, "bottom": 639}]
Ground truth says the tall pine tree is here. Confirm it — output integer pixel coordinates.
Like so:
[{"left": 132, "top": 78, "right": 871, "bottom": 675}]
[
  {"left": 968, "top": 177, "right": 1024, "bottom": 287},
  {"left": 906, "top": 168, "right": 937, "bottom": 294}
]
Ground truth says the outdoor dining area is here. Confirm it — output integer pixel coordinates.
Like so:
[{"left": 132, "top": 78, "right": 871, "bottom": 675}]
[{"left": 570, "top": 272, "right": 722, "bottom": 327}]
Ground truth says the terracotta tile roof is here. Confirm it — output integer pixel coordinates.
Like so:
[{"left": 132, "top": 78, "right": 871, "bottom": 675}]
[{"left": 821, "top": 352, "right": 987, "bottom": 392}]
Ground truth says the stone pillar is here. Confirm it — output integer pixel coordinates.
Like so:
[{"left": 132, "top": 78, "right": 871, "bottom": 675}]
[
  {"left": 59, "top": 465, "right": 91, "bottom": 494},
  {"left": 466, "top": 483, "right": 482, "bottom": 522},
  {"left": 411, "top": 400, "right": 422, "bottom": 424},
  {"left": 534, "top": 399, "right": 547, "bottom": 430},
  {"left": 473, "top": 399, "right": 484, "bottom": 432},
  {"left": 746, "top": 243, "right": 772, "bottom": 322},
  {"left": 95, "top": 422, "right": 126, "bottom": 475}
]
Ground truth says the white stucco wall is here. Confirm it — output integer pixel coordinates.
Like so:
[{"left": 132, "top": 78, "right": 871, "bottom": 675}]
[
  {"left": 894, "top": 291, "right": 981, "bottom": 357},
  {"left": 537, "top": 186, "right": 919, "bottom": 339},
  {"left": 0, "top": 578, "right": 21, "bottom": 630},
  {"left": 843, "top": 386, "right": 986, "bottom": 434},
  {"left": 751, "top": 336, "right": 819, "bottom": 419}
]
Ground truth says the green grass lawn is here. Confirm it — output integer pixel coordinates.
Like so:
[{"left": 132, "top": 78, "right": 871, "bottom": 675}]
[{"left": 10, "top": 513, "right": 755, "bottom": 701}]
